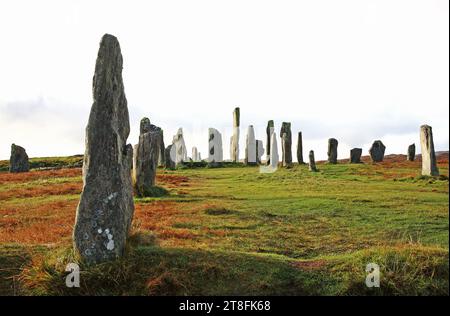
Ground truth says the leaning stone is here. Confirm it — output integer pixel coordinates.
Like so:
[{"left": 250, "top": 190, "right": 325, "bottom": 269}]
[
  {"left": 266, "top": 120, "right": 274, "bottom": 165},
  {"left": 369, "top": 140, "right": 386, "bottom": 162},
  {"left": 9, "top": 144, "right": 29, "bottom": 173},
  {"left": 407, "top": 144, "right": 415, "bottom": 162},
  {"left": 245, "top": 125, "right": 257, "bottom": 165},
  {"left": 280, "top": 122, "right": 293, "bottom": 167},
  {"left": 309, "top": 150, "right": 318, "bottom": 172},
  {"left": 73, "top": 34, "right": 134, "bottom": 264},
  {"left": 327, "top": 138, "right": 338, "bottom": 164},
  {"left": 349, "top": 148, "right": 362, "bottom": 163},
  {"left": 420, "top": 125, "right": 439, "bottom": 176},
  {"left": 230, "top": 107, "right": 240, "bottom": 162},
  {"left": 297, "top": 132, "right": 305, "bottom": 164},
  {"left": 208, "top": 128, "right": 223, "bottom": 163}
]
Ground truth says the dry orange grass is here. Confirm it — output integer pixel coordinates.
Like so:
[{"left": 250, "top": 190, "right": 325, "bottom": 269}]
[{"left": 0, "top": 168, "right": 81, "bottom": 185}]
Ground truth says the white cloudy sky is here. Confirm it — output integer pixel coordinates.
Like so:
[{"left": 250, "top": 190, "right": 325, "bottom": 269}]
[{"left": 0, "top": 0, "right": 448, "bottom": 161}]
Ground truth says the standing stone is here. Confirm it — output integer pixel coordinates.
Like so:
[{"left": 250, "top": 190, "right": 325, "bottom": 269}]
[
  {"left": 309, "top": 150, "right": 318, "bottom": 172},
  {"left": 9, "top": 144, "right": 29, "bottom": 173},
  {"left": 73, "top": 34, "right": 134, "bottom": 264},
  {"left": 269, "top": 132, "right": 279, "bottom": 169},
  {"left": 198, "top": 152, "right": 202, "bottom": 161},
  {"left": 172, "top": 128, "right": 187, "bottom": 166},
  {"left": 327, "top": 138, "right": 338, "bottom": 164},
  {"left": 256, "top": 140, "right": 264, "bottom": 164},
  {"left": 349, "top": 148, "right": 362, "bottom": 163},
  {"left": 192, "top": 147, "right": 199, "bottom": 162},
  {"left": 139, "top": 117, "right": 165, "bottom": 166},
  {"left": 297, "top": 132, "right": 305, "bottom": 164},
  {"left": 245, "top": 125, "right": 257, "bottom": 165},
  {"left": 369, "top": 140, "right": 386, "bottom": 162},
  {"left": 165, "top": 145, "right": 176, "bottom": 169},
  {"left": 266, "top": 120, "right": 274, "bottom": 165},
  {"left": 230, "top": 107, "right": 240, "bottom": 162},
  {"left": 407, "top": 144, "right": 415, "bottom": 162},
  {"left": 133, "top": 119, "right": 160, "bottom": 197},
  {"left": 280, "top": 122, "right": 293, "bottom": 167},
  {"left": 420, "top": 125, "right": 439, "bottom": 176},
  {"left": 208, "top": 128, "right": 223, "bottom": 163}
]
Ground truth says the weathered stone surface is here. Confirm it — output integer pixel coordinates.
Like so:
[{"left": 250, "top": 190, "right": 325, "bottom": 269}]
[
  {"left": 349, "top": 148, "right": 362, "bottom": 163},
  {"left": 309, "top": 150, "right": 318, "bottom": 172},
  {"left": 327, "top": 138, "right": 338, "bottom": 164},
  {"left": 280, "top": 122, "right": 292, "bottom": 167},
  {"left": 133, "top": 120, "right": 160, "bottom": 197},
  {"left": 256, "top": 140, "right": 264, "bottom": 164},
  {"left": 230, "top": 107, "right": 240, "bottom": 162},
  {"left": 9, "top": 144, "right": 29, "bottom": 173},
  {"left": 172, "top": 128, "right": 187, "bottom": 166},
  {"left": 407, "top": 143, "right": 415, "bottom": 161},
  {"left": 192, "top": 147, "right": 199, "bottom": 162},
  {"left": 208, "top": 128, "right": 223, "bottom": 163},
  {"left": 74, "top": 34, "right": 134, "bottom": 264},
  {"left": 369, "top": 140, "right": 386, "bottom": 162},
  {"left": 245, "top": 125, "right": 257, "bottom": 165},
  {"left": 296, "top": 132, "right": 304, "bottom": 164},
  {"left": 266, "top": 120, "right": 274, "bottom": 165},
  {"left": 420, "top": 125, "right": 439, "bottom": 176},
  {"left": 165, "top": 145, "right": 176, "bottom": 169},
  {"left": 139, "top": 117, "right": 165, "bottom": 166},
  {"left": 269, "top": 132, "right": 279, "bottom": 169}
]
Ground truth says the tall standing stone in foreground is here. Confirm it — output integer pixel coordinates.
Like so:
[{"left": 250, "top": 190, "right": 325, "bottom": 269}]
[
  {"left": 133, "top": 118, "right": 160, "bottom": 197},
  {"left": 269, "top": 132, "right": 279, "bottom": 169},
  {"left": 266, "top": 120, "right": 274, "bottom": 165},
  {"left": 309, "top": 150, "right": 318, "bottom": 172},
  {"left": 369, "top": 140, "right": 386, "bottom": 162},
  {"left": 245, "top": 125, "right": 257, "bottom": 165},
  {"left": 256, "top": 140, "right": 264, "bottom": 164},
  {"left": 230, "top": 107, "right": 240, "bottom": 162},
  {"left": 349, "top": 148, "right": 362, "bottom": 163},
  {"left": 407, "top": 144, "right": 415, "bottom": 162},
  {"left": 208, "top": 128, "right": 223, "bottom": 163},
  {"left": 327, "top": 138, "right": 338, "bottom": 164},
  {"left": 280, "top": 122, "right": 292, "bottom": 167},
  {"left": 9, "top": 144, "right": 29, "bottom": 173},
  {"left": 73, "top": 34, "right": 134, "bottom": 264},
  {"left": 297, "top": 132, "right": 304, "bottom": 164},
  {"left": 420, "top": 125, "right": 439, "bottom": 176}
]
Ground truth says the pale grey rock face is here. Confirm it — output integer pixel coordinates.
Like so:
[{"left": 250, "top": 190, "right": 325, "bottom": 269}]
[
  {"left": 133, "top": 119, "right": 160, "bottom": 197},
  {"left": 269, "top": 132, "right": 279, "bottom": 169},
  {"left": 9, "top": 144, "right": 29, "bottom": 173},
  {"left": 165, "top": 145, "right": 176, "bottom": 169},
  {"left": 208, "top": 128, "right": 223, "bottom": 163},
  {"left": 407, "top": 143, "right": 415, "bottom": 162},
  {"left": 309, "top": 150, "right": 318, "bottom": 172},
  {"left": 192, "top": 147, "right": 199, "bottom": 162},
  {"left": 327, "top": 138, "right": 338, "bottom": 164},
  {"left": 172, "top": 128, "right": 187, "bottom": 165},
  {"left": 350, "top": 148, "right": 362, "bottom": 163},
  {"left": 266, "top": 120, "right": 274, "bottom": 165},
  {"left": 138, "top": 117, "right": 165, "bottom": 166},
  {"left": 420, "top": 125, "right": 439, "bottom": 176},
  {"left": 280, "top": 122, "right": 293, "bottom": 167},
  {"left": 230, "top": 107, "right": 240, "bottom": 162},
  {"left": 73, "top": 34, "right": 134, "bottom": 264},
  {"left": 245, "top": 125, "right": 257, "bottom": 165},
  {"left": 297, "top": 132, "right": 304, "bottom": 164},
  {"left": 369, "top": 140, "right": 386, "bottom": 162},
  {"left": 256, "top": 140, "right": 264, "bottom": 164}
]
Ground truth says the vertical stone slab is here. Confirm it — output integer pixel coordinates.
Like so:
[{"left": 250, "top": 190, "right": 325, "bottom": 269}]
[
  {"left": 230, "top": 107, "right": 240, "bottom": 162},
  {"left": 9, "top": 144, "right": 29, "bottom": 173},
  {"left": 172, "top": 128, "right": 187, "bottom": 166},
  {"left": 245, "top": 125, "right": 257, "bottom": 165},
  {"left": 297, "top": 132, "right": 304, "bottom": 164},
  {"left": 208, "top": 128, "right": 223, "bottom": 163},
  {"left": 369, "top": 140, "right": 386, "bottom": 162},
  {"left": 140, "top": 117, "right": 165, "bottom": 166},
  {"left": 349, "top": 148, "right": 362, "bottom": 163},
  {"left": 327, "top": 138, "right": 338, "bottom": 164},
  {"left": 266, "top": 120, "right": 274, "bottom": 165},
  {"left": 73, "top": 34, "right": 134, "bottom": 264},
  {"left": 407, "top": 144, "right": 415, "bottom": 161},
  {"left": 165, "top": 145, "right": 176, "bottom": 169},
  {"left": 309, "top": 150, "right": 318, "bottom": 172},
  {"left": 280, "top": 122, "right": 292, "bottom": 167},
  {"left": 269, "top": 132, "right": 279, "bottom": 169},
  {"left": 192, "top": 147, "right": 199, "bottom": 162},
  {"left": 420, "top": 125, "right": 439, "bottom": 176},
  {"left": 256, "top": 140, "right": 264, "bottom": 164}
]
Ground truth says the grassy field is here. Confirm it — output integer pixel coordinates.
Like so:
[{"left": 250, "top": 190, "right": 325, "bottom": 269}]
[{"left": 0, "top": 154, "right": 448, "bottom": 295}]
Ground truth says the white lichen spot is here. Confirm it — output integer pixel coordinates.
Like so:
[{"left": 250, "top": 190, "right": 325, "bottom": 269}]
[
  {"left": 106, "top": 239, "right": 114, "bottom": 250},
  {"left": 105, "top": 228, "right": 110, "bottom": 234},
  {"left": 103, "top": 192, "right": 118, "bottom": 203},
  {"left": 107, "top": 233, "right": 113, "bottom": 240},
  {"left": 97, "top": 228, "right": 102, "bottom": 234}
]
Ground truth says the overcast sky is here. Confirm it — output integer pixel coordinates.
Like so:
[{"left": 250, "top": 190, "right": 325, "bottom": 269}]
[{"left": 0, "top": 0, "right": 448, "bottom": 161}]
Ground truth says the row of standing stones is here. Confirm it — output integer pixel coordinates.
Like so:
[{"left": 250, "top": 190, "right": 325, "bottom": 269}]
[{"left": 6, "top": 34, "right": 441, "bottom": 263}]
